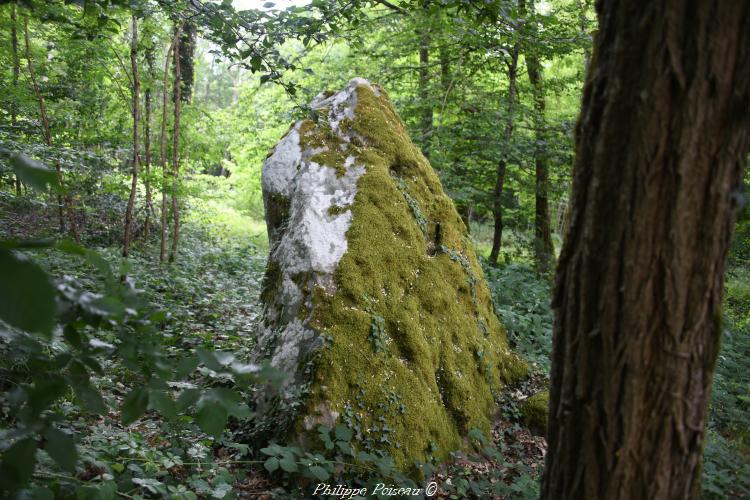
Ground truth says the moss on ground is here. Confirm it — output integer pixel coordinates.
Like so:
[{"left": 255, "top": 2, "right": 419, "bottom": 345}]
[
  {"left": 290, "top": 84, "right": 527, "bottom": 470},
  {"left": 521, "top": 391, "right": 549, "bottom": 436}
]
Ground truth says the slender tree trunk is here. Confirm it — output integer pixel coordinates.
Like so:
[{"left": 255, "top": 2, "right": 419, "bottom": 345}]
[
  {"left": 143, "top": 47, "right": 154, "bottom": 238},
  {"left": 123, "top": 15, "right": 140, "bottom": 258},
  {"left": 168, "top": 27, "right": 182, "bottom": 263},
  {"left": 542, "top": 2, "right": 750, "bottom": 499},
  {"left": 23, "top": 15, "right": 79, "bottom": 243},
  {"left": 489, "top": 43, "right": 519, "bottom": 266},
  {"left": 204, "top": 58, "right": 213, "bottom": 103},
  {"left": 439, "top": 42, "right": 450, "bottom": 95},
  {"left": 159, "top": 33, "right": 177, "bottom": 264},
  {"left": 177, "top": 22, "right": 197, "bottom": 103},
  {"left": 526, "top": 59, "right": 553, "bottom": 273},
  {"left": 418, "top": 30, "right": 433, "bottom": 158},
  {"left": 10, "top": 4, "right": 21, "bottom": 195},
  {"left": 577, "top": 0, "right": 592, "bottom": 70}
]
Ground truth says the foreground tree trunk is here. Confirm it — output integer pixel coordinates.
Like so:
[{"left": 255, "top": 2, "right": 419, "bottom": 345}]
[
  {"left": 488, "top": 42, "right": 519, "bottom": 266},
  {"left": 542, "top": 2, "right": 750, "bottom": 499},
  {"left": 122, "top": 15, "right": 140, "bottom": 258},
  {"left": 168, "top": 26, "right": 182, "bottom": 263}
]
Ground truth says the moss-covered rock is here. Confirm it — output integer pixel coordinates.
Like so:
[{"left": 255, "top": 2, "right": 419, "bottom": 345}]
[
  {"left": 251, "top": 78, "right": 526, "bottom": 469},
  {"left": 520, "top": 391, "right": 549, "bottom": 436}
]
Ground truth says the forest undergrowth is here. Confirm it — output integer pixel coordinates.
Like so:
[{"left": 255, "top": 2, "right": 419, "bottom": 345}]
[{"left": 1, "top": 186, "right": 747, "bottom": 498}]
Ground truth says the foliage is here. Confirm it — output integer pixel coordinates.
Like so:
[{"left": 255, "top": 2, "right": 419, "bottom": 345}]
[
  {"left": 484, "top": 261, "right": 554, "bottom": 373},
  {"left": 702, "top": 430, "right": 750, "bottom": 499},
  {"left": 0, "top": 163, "right": 280, "bottom": 495},
  {"left": 0, "top": 0, "right": 746, "bottom": 496}
]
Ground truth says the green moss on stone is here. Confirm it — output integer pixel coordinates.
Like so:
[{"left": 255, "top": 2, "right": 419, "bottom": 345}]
[
  {"left": 298, "top": 117, "right": 351, "bottom": 177},
  {"left": 521, "top": 391, "right": 549, "bottom": 436},
  {"left": 328, "top": 204, "right": 349, "bottom": 217},
  {"left": 293, "top": 84, "right": 527, "bottom": 471}
]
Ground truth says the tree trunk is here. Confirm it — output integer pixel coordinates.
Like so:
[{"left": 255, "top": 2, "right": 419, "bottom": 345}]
[
  {"left": 542, "top": 2, "right": 750, "bottom": 499},
  {"left": 168, "top": 27, "right": 182, "bottom": 263},
  {"left": 418, "top": 30, "right": 433, "bottom": 158},
  {"left": 143, "top": 47, "right": 154, "bottom": 238},
  {"left": 122, "top": 15, "right": 140, "bottom": 258},
  {"left": 439, "top": 42, "right": 450, "bottom": 95},
  {"left": 577, "top": 0, "right": 592, "bottom": 70},
  {"left": 23, "top": 14, "right": 79, "bottom": 243},
  {"left": 521, "top": 0, "right": 554, "bottom": 274},
  {"left": 10, "top": 4, "right": 21, "bottom": 195},
  {"left": 159, "top": 33, "right": 177, "bottom": 264},
  {"left": 489, "top": 43, "right": 519, "bottom": 267},
  {"left": 177, "top": 21, "right": 197, "bottom": 103},
  {"left": 526, "top": 57, "right": 553, "bottom": 274}
]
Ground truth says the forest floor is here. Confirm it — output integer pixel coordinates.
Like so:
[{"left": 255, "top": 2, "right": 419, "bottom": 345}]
[{"left": 1, "top": 189, "right": 748, "bottom": 498}]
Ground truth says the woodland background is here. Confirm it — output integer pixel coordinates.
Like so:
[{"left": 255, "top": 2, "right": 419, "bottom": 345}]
[{"left": 0, "top": 0, "right": 748, "bottom": 497}]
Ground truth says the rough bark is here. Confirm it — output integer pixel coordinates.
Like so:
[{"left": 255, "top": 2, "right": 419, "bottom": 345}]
[
  {"left": 542, "top": 2, "right": 750, "bottom": 499},
  {"left": 10, "top": 4, "right": 21, "bottom": 195},
  {"left": 489, "top": 43, "right": 519, "bottom": 267},
  {"left": 168, "top": 28, "right": 182, "bottom": 263},
  {"left": 23, "top": 15, "right": 79, "bottom": 243},
  {"left": 159, "top": 33, "right": 177, "bottom": 264},
  {"left": 122, "top": 15, "right": 140, "bottom": 258},
  {"left": 177, "top": 21, "right": 196, "bottom": 103}
]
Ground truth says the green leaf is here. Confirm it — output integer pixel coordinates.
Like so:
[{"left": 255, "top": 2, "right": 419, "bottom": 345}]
[
  {"left": 43, "top": 427, "right": 78, "bottom": 473},
  {"left": 278, "top": 453, "right": 298, "bottom": 473},
  {"left": 75, "top": 481, "right": 117, "bottom": 500},
  {"left": 176, "top": 355, "right": 199, "bottom": 377},
  {"left": 308, "top": 465, "right": 329, "bottom": 481},
  {"left": 196, "top": 347, "right": 225, "bottom": 371},
  {"left": 205, "top": 388, "right": 251, "bottom": 418},
  {"left": 74, "top": 384, "right": 107, "bottom": 414},
  {"left": 9, "top": 153, "right": 59, "bottom": 192},
  {"left": 0, "top": 248, "right": 56, "bottom": 337},
  {"left": 334, "top": 424, "right": 353, "bottom": 442},
  {"left": 260, "top": 444, "right": 283, "bottom": 456},
  {"left": 0, "top": 438, "right": 38, "bottom": 490},
  {"left": 264, "top": 457, "right": 279, "bottom": 473},
  {"left": 31, "top": 487, "right": 55, "bottom": 500},
  {"left": 121, "top": 387, "right": 149, "bottom": 425},
  {"left": 176, "top": 388, "right": 200, "bottom": 411},
  {"left": 148, "top": 390, "right": 177, "bottom": 420},
  {"left": 336, "top": 441, "right": 353, "bottom": 455},
  {"left": 376, "top": 456, "right": 394, "bottom": 476},
  {"left": 195, "top": 403, "right": 228, "bottom": 437}
]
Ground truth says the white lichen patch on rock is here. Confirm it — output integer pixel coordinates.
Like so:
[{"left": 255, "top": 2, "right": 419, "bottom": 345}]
[{"left": 255, "top": 79, "right": 373, "bottom": 402}]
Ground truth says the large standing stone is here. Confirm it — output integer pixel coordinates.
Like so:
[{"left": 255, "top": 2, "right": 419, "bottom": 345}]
[{"left": 252, "top": 78, "right": 525, "bottom": 468}]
